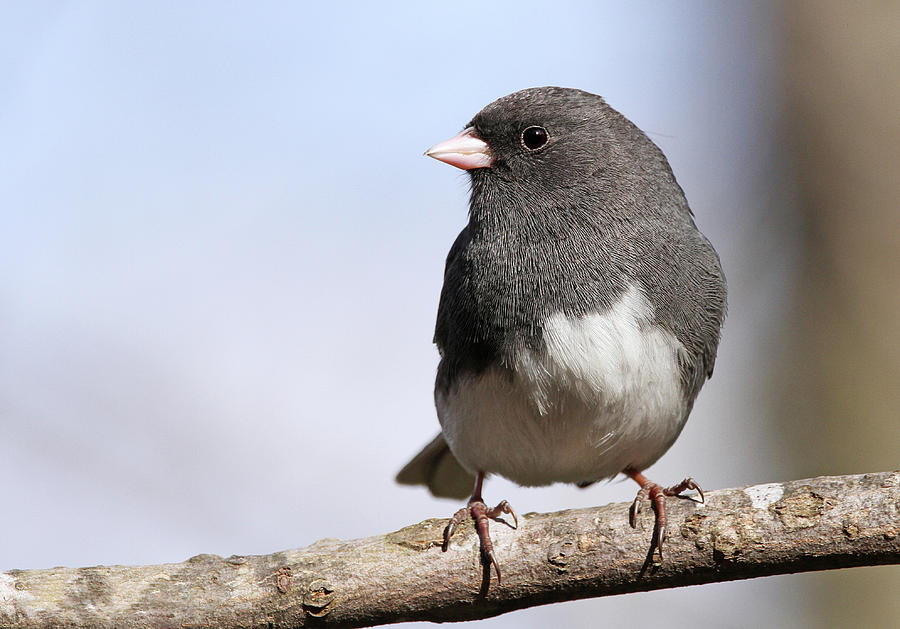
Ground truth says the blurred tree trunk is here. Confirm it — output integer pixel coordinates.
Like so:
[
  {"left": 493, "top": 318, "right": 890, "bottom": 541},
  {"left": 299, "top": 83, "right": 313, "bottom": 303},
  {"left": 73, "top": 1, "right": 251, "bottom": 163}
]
[{"left": 782, "top": 3, "right": 900, "bottom": 627}]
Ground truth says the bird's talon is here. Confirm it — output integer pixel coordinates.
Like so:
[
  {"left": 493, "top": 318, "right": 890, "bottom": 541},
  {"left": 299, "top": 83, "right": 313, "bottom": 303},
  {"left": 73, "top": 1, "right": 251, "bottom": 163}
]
[
  {"left": 492, "top": 500, "right": 518, "bottom": 529},
  {"left": 485, "top": 549, "right": 502, "bottom": 583},
  {"left": 629, "top": 496, "right": 643, "bottom": 528},
  {"left": 626, "top": 469, "right": 703, "bottom": 561},
  {"left": 443, "top": 473, "right": 515, "bottom": 584},
  {"left": 441, "top": 529, "right": 452, "bottom": 552},
  {"left": 442, "top": 507, "right": 469, "bottom": 552}
]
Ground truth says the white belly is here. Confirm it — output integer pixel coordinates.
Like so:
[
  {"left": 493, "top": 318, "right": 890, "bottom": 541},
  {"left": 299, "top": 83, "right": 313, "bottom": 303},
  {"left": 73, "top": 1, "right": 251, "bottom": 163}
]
[{"left": 436, "top": 284, "right": 689, "bottom": 486}]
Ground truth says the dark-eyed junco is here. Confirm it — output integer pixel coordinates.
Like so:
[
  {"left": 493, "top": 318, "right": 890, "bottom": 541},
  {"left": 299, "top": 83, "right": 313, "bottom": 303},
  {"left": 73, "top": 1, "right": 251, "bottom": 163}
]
[{"left": 397, "top": 87, "right": 726, "bottom": 580}]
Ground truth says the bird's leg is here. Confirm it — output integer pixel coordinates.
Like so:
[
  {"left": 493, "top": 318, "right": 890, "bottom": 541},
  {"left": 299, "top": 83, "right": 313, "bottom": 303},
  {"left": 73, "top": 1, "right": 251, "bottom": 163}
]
[
  {"left": 625, "top": 468, "right": 704, "bottom": 560},
  {"left": 442, "top": 471, "right": 517, "bottom": 582}
]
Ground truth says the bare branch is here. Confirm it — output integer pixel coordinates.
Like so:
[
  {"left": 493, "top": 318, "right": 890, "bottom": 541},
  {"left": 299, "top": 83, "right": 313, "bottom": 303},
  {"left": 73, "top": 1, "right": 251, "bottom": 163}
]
[{"left": 2, "top": 471, "right": 898, "bottom": 628}]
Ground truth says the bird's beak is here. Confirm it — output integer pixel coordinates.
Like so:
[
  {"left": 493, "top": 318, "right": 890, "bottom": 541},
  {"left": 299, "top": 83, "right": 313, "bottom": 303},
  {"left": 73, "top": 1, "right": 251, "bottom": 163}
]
[{"left": 425, "top": 127, "right": 494, "bottom": 170}]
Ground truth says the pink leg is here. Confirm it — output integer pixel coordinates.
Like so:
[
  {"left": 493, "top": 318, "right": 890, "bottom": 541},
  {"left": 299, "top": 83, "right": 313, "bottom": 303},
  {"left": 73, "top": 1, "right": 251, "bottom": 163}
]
[
  {"left": 625, "top": 468, "right": 704, "bottom": 560},
  {"left": 442, "top": 471, "right": 518, "bottom": 582}
]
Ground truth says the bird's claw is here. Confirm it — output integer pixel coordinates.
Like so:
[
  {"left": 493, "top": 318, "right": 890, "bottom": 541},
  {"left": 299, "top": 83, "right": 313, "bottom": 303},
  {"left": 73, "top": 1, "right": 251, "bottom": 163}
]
[
  {"left": 485, "top": 548, "right": 501, "bottom": 582},
  {"left": 489, "top": 499, "right": 518, "bottom": 529},
  {"left": 627, "top": 472, "right": 703, "bottom": 561},
  {"left": 629, "top": 485, "right": 651, "bottom": 528},
  {"left": 442, "top": 507, "right": 469, "bottom": 551},
  {"left": 679, "top": 478, "right": 704, "bottom": 504},
  {"left": 442, "top": 498, "right": 517, "bottom": 583}
]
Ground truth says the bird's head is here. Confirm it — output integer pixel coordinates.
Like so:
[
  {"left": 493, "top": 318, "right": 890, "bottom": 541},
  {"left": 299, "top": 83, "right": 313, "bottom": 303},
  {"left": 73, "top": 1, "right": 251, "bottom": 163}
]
[{"left": 425, "top": 86, "right": 620, "bottom": 195}]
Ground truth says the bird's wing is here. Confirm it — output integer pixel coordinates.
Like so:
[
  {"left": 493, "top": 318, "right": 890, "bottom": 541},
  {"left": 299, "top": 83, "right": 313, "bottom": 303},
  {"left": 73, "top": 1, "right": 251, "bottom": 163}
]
[
  {"left": 395, "top": 432, "right": 474, "bottom": 500},
  {"left": 433, "top": 226, "right": 471, "bottom": 347}
]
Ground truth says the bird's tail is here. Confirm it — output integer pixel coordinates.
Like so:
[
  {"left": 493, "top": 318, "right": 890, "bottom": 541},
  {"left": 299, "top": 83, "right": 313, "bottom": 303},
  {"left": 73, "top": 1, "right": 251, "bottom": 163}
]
[{"left": 395, "top": 432, "right": 474, "bottom": 500}]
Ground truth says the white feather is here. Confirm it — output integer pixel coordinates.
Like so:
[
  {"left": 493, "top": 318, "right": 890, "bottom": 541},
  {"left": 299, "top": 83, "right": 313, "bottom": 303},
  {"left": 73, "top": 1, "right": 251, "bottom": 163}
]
[{"left": 436, "top": 284, "right": 689, "bottom": 485}]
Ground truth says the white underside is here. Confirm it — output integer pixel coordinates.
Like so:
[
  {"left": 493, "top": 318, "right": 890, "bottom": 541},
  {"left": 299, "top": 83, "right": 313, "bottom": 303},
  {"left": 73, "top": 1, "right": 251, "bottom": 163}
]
[{"left": 437, "top": 284, "right": 689, "bottom": 486}]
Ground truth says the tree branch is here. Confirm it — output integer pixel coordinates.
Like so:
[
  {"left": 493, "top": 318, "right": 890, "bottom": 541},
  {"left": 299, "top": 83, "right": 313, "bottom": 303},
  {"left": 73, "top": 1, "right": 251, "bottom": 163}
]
[{"left": 2, "top": 471, "right": 898, "bottom": 628}]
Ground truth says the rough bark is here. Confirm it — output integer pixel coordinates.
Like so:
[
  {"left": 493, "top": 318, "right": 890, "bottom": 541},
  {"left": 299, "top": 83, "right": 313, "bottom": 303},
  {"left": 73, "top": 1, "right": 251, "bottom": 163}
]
[{"left": 2, "top": 471, "right": 898, "bottom": 628}]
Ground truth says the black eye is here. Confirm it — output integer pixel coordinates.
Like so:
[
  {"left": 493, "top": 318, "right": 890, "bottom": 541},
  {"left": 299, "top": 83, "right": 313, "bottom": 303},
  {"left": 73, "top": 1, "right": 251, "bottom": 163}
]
[{"left": 521, "top": 126, "right": 548, "bottom": 150}]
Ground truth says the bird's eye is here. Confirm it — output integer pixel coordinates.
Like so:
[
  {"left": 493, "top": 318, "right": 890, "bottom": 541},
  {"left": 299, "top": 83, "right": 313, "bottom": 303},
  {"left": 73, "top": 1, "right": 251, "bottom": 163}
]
[{"left": 521, "top": 126, "right": 549, "bottom": 150}]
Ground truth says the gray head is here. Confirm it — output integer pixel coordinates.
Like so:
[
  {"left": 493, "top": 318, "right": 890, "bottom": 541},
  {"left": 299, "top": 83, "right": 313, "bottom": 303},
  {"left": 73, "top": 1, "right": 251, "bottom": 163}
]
[
  {"left": 428, "top": 86, "right": 686, "bottom": 224},
  {"left": 468, "top": 87, "right": 618, "bottom": 190}
]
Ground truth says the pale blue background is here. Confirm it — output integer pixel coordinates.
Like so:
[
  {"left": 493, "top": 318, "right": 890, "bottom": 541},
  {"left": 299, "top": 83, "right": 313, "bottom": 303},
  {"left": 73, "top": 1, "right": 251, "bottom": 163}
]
[{"left": 2, "top": 2, "right": 807, "bottom": 627}]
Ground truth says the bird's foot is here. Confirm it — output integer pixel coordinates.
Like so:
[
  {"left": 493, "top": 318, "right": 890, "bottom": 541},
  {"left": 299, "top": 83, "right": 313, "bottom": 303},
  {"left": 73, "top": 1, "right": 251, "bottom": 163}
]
[
  {"left": 442, "top": 497, "right": 517, "bottom": 582},
  {"left": 625, "top": 469, "right": 704, "bottom": 560}
]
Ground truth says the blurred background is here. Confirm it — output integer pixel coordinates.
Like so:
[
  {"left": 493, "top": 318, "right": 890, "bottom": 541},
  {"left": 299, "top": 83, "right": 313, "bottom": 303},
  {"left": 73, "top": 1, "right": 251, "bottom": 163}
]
[{"left": 1, "top": 2, "right": 897, "bottom": 627}]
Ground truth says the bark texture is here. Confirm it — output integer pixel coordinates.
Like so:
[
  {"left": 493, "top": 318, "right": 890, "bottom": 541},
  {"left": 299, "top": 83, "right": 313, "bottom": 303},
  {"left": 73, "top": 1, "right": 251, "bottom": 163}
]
[{"left": 2, "top": 471, "right": 898, "bottom": 628}]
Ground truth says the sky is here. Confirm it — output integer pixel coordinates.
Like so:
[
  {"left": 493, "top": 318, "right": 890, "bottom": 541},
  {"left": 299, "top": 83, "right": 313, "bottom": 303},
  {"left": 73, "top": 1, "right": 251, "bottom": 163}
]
[{"left": 0, "top": 2, "right": 813, "bottom": 627}]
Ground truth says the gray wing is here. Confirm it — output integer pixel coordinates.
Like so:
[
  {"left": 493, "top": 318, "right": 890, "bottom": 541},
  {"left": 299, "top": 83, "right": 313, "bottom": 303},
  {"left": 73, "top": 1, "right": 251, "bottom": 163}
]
[{"left": 395, "top": 433, "right": 474, "bottom": 500}]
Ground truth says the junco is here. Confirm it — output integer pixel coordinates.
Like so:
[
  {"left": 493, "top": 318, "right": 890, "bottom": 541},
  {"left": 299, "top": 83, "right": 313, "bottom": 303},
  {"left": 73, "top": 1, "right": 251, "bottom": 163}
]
[{"left": 397, "top": 87, "right": 726, "bottom": 580}]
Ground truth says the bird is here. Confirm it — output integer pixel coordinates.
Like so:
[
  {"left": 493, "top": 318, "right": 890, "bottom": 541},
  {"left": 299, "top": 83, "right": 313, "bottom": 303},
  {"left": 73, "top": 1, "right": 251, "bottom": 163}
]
[{"left": 397, "top": 86, "right": 726, "bottom": 581}]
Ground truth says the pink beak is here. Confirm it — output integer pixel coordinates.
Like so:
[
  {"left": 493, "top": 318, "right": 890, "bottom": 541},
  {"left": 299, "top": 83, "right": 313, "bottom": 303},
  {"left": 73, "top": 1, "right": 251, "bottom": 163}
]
[{"left": 425, "top": 127, "right": 494, "bottom": 170}]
